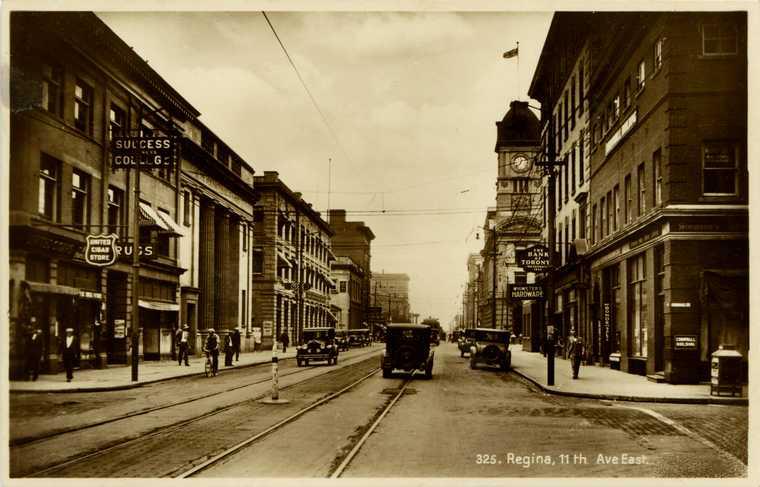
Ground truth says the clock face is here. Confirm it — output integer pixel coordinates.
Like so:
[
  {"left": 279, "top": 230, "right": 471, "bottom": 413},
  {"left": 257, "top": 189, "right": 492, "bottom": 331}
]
[{"left": 512, "top": 154, "right": 531, "bottom": 173}]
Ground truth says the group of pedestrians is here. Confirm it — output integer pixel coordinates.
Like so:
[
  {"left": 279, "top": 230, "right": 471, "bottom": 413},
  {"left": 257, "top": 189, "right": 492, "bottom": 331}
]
[{"left": 23, "top": 322, "right": 79, "bottom": 382}]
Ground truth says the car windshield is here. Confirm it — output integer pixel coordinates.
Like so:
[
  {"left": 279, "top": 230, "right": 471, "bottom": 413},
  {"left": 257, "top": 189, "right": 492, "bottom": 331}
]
[
  {"left": 473, "top": 331, "right": 508, "bottom": 342},
  {"left": 304, "top": 331, "right": 331, "bottom": 340}
]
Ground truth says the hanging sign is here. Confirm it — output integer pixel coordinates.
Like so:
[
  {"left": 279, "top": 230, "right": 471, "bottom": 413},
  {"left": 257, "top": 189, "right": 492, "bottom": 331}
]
[
  {"left": 111, "top": 136, "right": 175, "bottom": 170},
  {"left": 85, "top": 234, "right": 118, "bottom": 266},
  {"left": 509, "top": 284, "right": 545, "bottom": 300},
  {"left": 516, "top": 245, "right": 551, "bottom": 272}
]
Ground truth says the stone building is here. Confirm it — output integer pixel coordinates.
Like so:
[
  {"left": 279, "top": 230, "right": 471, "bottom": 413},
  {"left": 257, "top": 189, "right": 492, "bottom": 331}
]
[
  {"left": 330, "top": 256, "right": 364, "bottom": 331},
  {"left": 370, "top": 273, "right": 410, "bottom": 323},
  {"left": 463, "top": 253, "right": 482, "bottom": 329},
  {"left": 251, "top": 171, "right": 336, "bottom": 348},
  {"left": 529, "top": 12, "right": 748, "bottom": 383}
]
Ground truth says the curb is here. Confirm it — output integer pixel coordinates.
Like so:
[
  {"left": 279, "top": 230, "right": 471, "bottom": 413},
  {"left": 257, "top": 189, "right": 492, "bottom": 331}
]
[
  {"left": 9, "top": 354, "right": 297, "bottom": 394},
  {"left": 510, "top": 366, "right": 748, "bottom": 406}
]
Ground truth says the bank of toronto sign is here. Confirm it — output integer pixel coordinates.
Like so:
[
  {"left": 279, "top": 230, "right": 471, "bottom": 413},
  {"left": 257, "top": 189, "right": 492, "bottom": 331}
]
[{"left": 111, "top": 136, "right": 175, "bottom": 169}]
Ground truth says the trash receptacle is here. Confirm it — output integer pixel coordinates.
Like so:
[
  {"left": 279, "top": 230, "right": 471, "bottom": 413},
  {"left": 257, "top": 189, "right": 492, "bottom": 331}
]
[
  {"left": 609, "top": 352, "right": 621, "bottom": 370},
  {"left": 711, "top": 345, "right": 743, "bottom": 396}
]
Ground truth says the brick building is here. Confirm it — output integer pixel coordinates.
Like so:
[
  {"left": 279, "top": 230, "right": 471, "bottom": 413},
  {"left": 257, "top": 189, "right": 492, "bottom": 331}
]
[
  {"left": 8, "top": 12, "right": 199, "bottom": 376},
  {"left": 251, "top": 172, "right": 336, "bottom": 348},
  {"left": 328, "top": 209, "right": 375, "bottom": 325},
  {"left": 371, "top": 273, "right": 410, "bottom": 323},
  {"left": 330, "top": 256, "right": 364, "bottom": 331},
  {"left": 529, "top": 12, "right": 748, "bottom": 383}
]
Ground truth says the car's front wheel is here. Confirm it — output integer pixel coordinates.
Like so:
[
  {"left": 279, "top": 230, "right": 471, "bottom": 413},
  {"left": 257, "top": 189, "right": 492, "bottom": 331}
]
[
  {"left": 297, "top": 358, "right": 302, "bottom": 367},
  {"left": 382, "top": 368, "right": 392, "bottom": 378},
  {"left": 469, "top": 357, "right": 477, "bottom": 370}
]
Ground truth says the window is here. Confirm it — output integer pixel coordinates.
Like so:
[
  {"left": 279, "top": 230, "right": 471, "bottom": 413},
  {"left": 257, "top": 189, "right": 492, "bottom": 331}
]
[
  {"left": 570, "top": 144, "right": 576, "bottom": 196},
  {"left": 511, "top": 179, "right": 529, "bottom": 193},
  {"left": 613, "top": 94, "right": 620, "bottom": 120},
  {"left": 74, "top": 79, "right": 93, "bottom": 134},
  {"left": 563, "top": 92, "right": 569, "bottom": 141},
  {"left": 578, "top": 129, "right": 585, "bottom": 183},
  {"left": 563, "top": 154, "right": 569, "bottom": 202},
  {"left": 340, "top": 281, "right": 347, "bottom": 293},
  {"left": 579, "top": 205, "right": 587, "bottom": 239},
  {"left": 637, "top": 163, "right": 646, "bottom": 216},
  {"left": 624, "top": 174, "right": 633, "bottom": 224},
  {"left": 107, "top": 186, "right": 124, "bottom": 235},
  {"left": 71, "top": 169, "right": 89, "bottom": 226},
  {"left": 557, "top": 167, "right": 562, "bottom": 210},
  {"left": 636, "top": 59, "right": 646, "bottom": 91},
  {"left": 571, "top": 209, "right": 577, "bottom": 241},
  {"left": 558, "top": 224, "right": 563, "bottom": 265},
  {"left": 653, "top": 149, "right": 662, "bottom": 205},
  {"left": 628, "top": 253, "right": 648, "bottom": 357},
  {"left": 613, "top": 185, "right": 620, "bottom": 231},
  {"left": 591, "top": 203, "right": 597, "bottom": 245},
  {"left": 702, "top": 23, "right": 737, "bottom": 56},
  {"left": 623, "top": 77, "right": 631, "bottom": 109},
  {"left": 653, "top": 37, "right": 664, "bottom": 70},
  {"left": 241, "top": 290, "right": 247, "bottom": 328},
  {"left": 109, "top": 104, "right": 125, "bottom": 141},
  {"left": 703, "top": 142, "right": 737, "bottom": 195},
  {"left": 578, "top": 62, "right": 584, "bottom": 115},
  {"left": 156, "top": 209, "right": 172, "bottom": 257},
  {"left": 606, "top": 191, "right": 613, "bottom": 236},
  {"left": 41, "top": 63, "right": 63, "bottom": 116},
  {"left": 242, "top": 224, "right": 248, "bottom": 251},
  {"left": 570, "top": 76, "right": 576, "bottom": 129},
  {"left": 38, "top": 154, "right": 60, "bottom": 220},
  {"left": 600, "top": 196, "right": 606, "bottom": 239},
  {"left": 183, "top": 190, "right": 192, "bottom": 226},
  {"left": 564, "top": 220, "right": 569, "bottom": 265}
]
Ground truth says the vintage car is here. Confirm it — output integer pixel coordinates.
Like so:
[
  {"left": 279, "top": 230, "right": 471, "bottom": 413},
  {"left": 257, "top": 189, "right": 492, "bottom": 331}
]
[
  {"left": 430, "top": 328, "right": 441, "bottom": 346},
  {"left": 468, "top": 328, "right": 511, "bottom": 371},
  {"left": 335, "top": 330, "right": 350, "bottom": 351},
  {"left": 348, "top": 328, "right": 371, "bottom": 348},
  {"left": 458, "top": 329, "right": 476, "bottom": 357},
  {"left": 381, "top": 324, "right": 434, "bottom": 379},
  {"left": 296, "top": 328, "right": 338, "bottom": 366}
]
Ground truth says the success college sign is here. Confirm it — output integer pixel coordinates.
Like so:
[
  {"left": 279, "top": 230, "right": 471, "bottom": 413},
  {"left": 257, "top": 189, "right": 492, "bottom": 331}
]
[{"left": 111, "top": 136, "right": 175, "bottom": 169}]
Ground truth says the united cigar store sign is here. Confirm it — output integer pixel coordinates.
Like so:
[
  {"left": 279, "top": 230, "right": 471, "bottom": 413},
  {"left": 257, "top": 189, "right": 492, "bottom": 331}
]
[{"left": 85, "top": 234, "right": 154, "bottom": 267}]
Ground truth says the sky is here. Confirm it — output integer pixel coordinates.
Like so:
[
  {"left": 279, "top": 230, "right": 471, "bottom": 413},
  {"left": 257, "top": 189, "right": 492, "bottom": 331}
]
[{"left": 98, "top": 10, "right": 553, "bottom": 330}]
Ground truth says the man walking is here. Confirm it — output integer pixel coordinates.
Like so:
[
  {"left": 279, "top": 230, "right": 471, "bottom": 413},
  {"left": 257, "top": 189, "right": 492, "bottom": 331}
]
[
  {"left": 204, "top": 329, "right": 220, "bottom": 376},
  {"left": 60, "top": 327, "right": 77, "bottom": 382},
  {"left": 232, "top": 328, "right": 241, "bottom": 362},
  {"left": 567, "top": 330, "right": 584, "bottom": 379},
  {"left": 177, "top": 324, "right": 190, "bottom": 366},
  {"left": 279, "top": 331, "right": 289, "bottom": 353},
  {"left": 26, "top": 324, "right": 43, "bottom": 381}
]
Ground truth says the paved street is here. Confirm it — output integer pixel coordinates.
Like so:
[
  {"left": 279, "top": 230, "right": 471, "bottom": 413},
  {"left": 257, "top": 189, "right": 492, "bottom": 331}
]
[{"left": 10, "top": 343, "right": 746, "bottom": 479}]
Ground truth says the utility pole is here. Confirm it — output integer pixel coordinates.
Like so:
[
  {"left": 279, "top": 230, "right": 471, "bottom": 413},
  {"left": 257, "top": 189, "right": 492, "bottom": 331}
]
[
  {"left": 130, "top": 151, "right": 141, "bottom": 382},
  {"left": 545, "top": 115, "right": 558, "bottom": 386},
  {"left": 491, "top": 225, "right": 497, "bottom": 329}
]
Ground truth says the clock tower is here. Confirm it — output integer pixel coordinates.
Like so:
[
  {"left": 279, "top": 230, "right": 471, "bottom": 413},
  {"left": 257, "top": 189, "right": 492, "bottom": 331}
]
[{"left": 495, "top": 100, "right": 541, "bottom": 217}]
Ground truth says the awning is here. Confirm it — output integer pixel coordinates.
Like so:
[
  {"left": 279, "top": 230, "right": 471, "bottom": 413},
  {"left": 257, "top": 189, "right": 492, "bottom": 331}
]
[
  {"left": 139, "top": 202, "right": 170, "bottom": 231},
  {"left": 138, "top": 299, "right": 180, "bottom": 311},
  {"left": 26, "top": 281, "right": 80, "bottom": 296},
  {"left": 157, "top": 209, "right": 184, "bottom": 237},
  {"left": 277, "top": 250, "right": 292, "bottom": 268},
  {"left": 326, "top": 309, "right": 338, "bottom": 322},
  {"left": 326, "top": 246, "right": 337, "bottom": 261}
]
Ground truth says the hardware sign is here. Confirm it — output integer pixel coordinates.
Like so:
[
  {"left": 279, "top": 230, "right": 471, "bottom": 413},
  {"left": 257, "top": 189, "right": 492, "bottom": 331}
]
[
  {"left": 111, "top": 136, "right": 175, "bottom": 170},
  {"left": 85, "top": 234, "right": 118, "bottom": 267},
  {"left": 516, "top": 245, "right": 551, "bottom": 272},
  {"left": 509, "top": 284, "right": 545, "bottom": 300}
]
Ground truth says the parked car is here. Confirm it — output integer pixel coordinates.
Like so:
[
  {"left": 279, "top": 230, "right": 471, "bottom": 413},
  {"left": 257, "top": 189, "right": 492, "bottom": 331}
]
[
  {"left": 297, "top": 328, "right": 338, "bottom": 366},
  {"left": 335, "top": 330, "right": 349, "bottom": 351},
  {"left": 348, "top": 328, "right": 371, "bottom": 347},
  {"left": 468, "top": 328, "right": 511, "bottom": 371},
  {"left": 458, "top": 329, "right": 476, "bottom": 357},
  {"left": 381, "top": 324, "right": 434, "bottom": 379}
]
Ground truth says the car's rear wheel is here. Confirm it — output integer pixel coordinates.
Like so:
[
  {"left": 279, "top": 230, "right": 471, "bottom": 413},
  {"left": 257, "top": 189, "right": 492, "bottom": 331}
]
[
  {"left": 469, "top": 357, "right": 477, "bottom": 370},
  {"left": 425, "top": 361, "right": 433, "bottom": 380},
  {"left": 296, "top": 359, "right": 302, "bottom": 367},
  {"left": 382, "top": 368, "right": 392, "bottom": 378},
  {"left": 460, "top": 349, "right": 464, "bottom": 357}
]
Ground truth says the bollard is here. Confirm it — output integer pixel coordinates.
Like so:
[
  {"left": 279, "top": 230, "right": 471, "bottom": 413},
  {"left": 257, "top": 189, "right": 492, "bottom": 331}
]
[
  {"left": 547, "top": 336, "right": 555, "bottom": 386},
  {"left": 260, "top": 341, "right": 290, "bottom": 404}
]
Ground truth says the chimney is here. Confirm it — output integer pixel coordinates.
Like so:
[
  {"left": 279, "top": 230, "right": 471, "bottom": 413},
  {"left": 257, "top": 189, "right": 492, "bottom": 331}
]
[{"left": 329, "top": 209, "right": 347, "bottom": 223}]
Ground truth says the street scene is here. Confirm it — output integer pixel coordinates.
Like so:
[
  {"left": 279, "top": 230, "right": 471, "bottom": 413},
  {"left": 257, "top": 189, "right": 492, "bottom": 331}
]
[{"left": 2, "top": 4, "right": 753, "bottom": 484}]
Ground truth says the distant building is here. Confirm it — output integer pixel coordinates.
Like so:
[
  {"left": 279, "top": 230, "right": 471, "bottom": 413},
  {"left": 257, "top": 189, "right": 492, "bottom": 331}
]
[
  {"left": 330, "top": 256, "right": 364, "bottom": 331},
  {"left": 251, "top": 171, "right": 336, "bottom": 347},
  {"left": 371, "top": 273, "right": 410, "bottom": 323},
  {"left": 463, "top": 253, "right": 482, "bottom": 329}
]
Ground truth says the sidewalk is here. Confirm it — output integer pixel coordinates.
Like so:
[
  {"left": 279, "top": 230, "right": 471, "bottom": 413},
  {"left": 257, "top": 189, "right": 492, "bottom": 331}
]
[
  {"left": 9, "top": 348, "right": 298, "bottom": 393},
  {"left": 510, "top": 345, "right": 747, "bottom": 405}
]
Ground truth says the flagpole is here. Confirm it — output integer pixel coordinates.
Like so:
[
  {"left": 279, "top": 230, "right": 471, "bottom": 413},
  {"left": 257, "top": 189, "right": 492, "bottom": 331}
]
[{"left": 517, "top": 41, "right": 520, "bottom": 99}]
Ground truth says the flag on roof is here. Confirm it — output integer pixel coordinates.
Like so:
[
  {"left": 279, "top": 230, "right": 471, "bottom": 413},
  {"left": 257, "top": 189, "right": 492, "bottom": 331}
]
[{"left": 503, "top": 46, "right": 519, "bottom": 59}]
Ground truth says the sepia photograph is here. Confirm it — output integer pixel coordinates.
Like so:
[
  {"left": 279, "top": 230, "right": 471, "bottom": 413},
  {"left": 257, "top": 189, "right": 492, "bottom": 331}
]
[{"left": 1, "top": 0, "right": 755, "bottom": 484}]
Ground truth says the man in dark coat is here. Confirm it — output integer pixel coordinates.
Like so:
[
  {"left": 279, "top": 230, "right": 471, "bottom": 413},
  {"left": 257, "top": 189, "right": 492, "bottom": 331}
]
[
  {"left": 568, "top": 331, "right": 585, "bottom": 379},
  {"left": 26, "top": 325, "right": 44, "bottom": 381},
  {"left": 60, "top": 327, "right": 78, "bottom": 382},
  {"left": 280, "top": 331, "right": 289, "bottom": 353},
  {"left": 204, "top": 329, "right": 220, "bottom": 375},
  {"left": 232, "top": 328, "right": 241, "bottom": 362},
  {"left": 224, "top": 333, "right": 234, "bottom": 367}
]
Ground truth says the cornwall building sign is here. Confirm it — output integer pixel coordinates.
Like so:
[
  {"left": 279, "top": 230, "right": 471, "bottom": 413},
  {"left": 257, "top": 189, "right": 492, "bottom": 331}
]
[{"left": 509, "top": 284, "right": 545, "bottom": 300}]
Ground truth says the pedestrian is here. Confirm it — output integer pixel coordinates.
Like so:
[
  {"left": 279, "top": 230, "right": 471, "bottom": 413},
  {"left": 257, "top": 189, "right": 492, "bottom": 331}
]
[
  {"left": 253, "top": 328, "right": 262, "bottom": 352},
  {"left": 60, "top": 327, "right": 77, "bottom": 382},
  {"left": 280, "top": 331, "right": 289, "bottom": 353},
  {"left": 232, "top": 328, "right": 241, "bottom": 362},
  {"left": 26, "top": 323, "right": 43, "bottom": 381},
  {"left": 204, "top": 328, "right": 220, "bottom": 375},
  {"left": 178, "top": 324, "right": 190, "bottom": 366},
  {"left": 224, "top": 332, "right": 234, "bottom": 367},
  {"left": 568, "top": 331, "right": 584, "bottom": 379}
]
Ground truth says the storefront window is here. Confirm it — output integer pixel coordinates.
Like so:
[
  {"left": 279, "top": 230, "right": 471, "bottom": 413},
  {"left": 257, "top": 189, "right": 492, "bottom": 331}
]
[{"left": 628, "top": 253, "right": 648, "bottom": 357}]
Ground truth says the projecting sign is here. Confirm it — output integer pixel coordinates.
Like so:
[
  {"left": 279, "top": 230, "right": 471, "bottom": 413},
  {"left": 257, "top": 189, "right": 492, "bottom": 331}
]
[
  {"left": 516, "top": 245, "right": 551, "bottom": 272},
  {"left": 674, "top": 335, "right": 698, "bottom": 350},
  {"left": 509, "top": 284, "right": 545, "bottom": 300},
  {"left": 111, "top": 136, "right": 175, "bottom": 170},
  {"left": 85, "top": 234, "right": 118, "bottom": 266}
]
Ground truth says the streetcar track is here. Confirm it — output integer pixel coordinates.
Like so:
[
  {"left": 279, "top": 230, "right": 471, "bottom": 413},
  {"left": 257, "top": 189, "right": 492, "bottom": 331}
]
[
  {"left": 20, "top": 350, "right": 383, "bottom": 478},
  {"left": 13, "top": 348, "right": 380, "bottom": 448},
  {"left": 176, "top": 367, "right": 386, "bottom": 478}
]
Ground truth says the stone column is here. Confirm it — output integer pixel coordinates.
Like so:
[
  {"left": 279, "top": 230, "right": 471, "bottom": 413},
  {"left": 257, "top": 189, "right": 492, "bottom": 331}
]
[
  {"left": 199, "top": 199, "right": 216, "bottom": 330},
  {"left": 215, "top": 210, "right": 230, "bottom": 329},
  {"left": 228, "top": 216, "right": 240, "bottom": 329}
]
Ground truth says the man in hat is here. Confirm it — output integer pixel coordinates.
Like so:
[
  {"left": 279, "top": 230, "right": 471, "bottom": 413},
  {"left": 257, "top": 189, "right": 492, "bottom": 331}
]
[
  {"left": 203, "top": 328, "right": 220, "bottom": 375},
  {"left": 232, "top": 327, "right": 241, "bottom": 362},
  {"left": 567, "top": 329, "right": 585, "bottom": 379},
  {"left": 25, "top": 320, "right": 43, "bottom": 381},
  {"left": 60, "top": 327, "right": 78, "bottom": 382},
  {"left": 177, "top": 324, "right": 190, "bottom": 366}
]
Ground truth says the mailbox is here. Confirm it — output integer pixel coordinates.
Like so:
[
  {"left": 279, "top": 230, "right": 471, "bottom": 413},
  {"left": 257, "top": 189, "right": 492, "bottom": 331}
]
[
  {"left": 609, "top": 352, "right": 621, "bottom": 370},
  {"left": 710, "top": 345, "right": 743, "bottom": 396}
]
